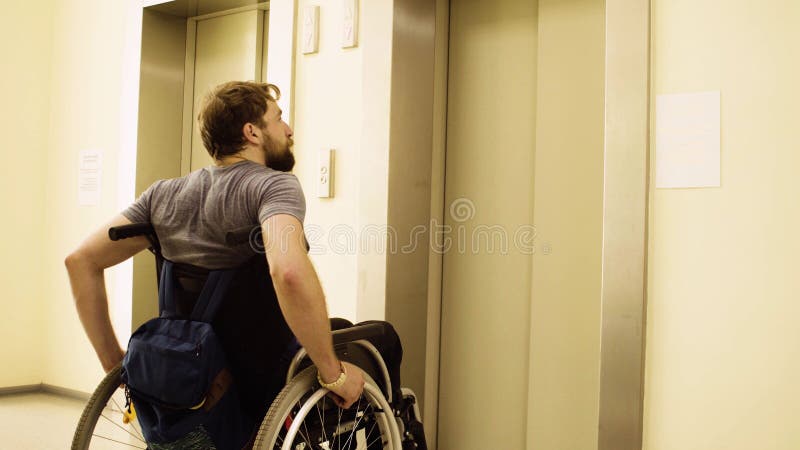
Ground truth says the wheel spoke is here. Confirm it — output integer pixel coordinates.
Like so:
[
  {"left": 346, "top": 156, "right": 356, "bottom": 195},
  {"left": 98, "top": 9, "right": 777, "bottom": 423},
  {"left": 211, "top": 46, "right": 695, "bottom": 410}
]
[
  {"left": 130, "top": 417, "right": 145, "bottom": 442},
  {"left": 365, "top": 433, "right": 386, "bottom": 449},
  {"left": 109, "top": 395, "right": 124, "bottom": 414},
  {"left": 109, "top": 395, "right": 145, "bottom": 441},
  {"left": 317, "top": 398, "right": 328, "bottom": 443},
  {"left": 363, "top": 418, "right": 378, "bottom": 445},
  {"left": 341, "top": 397, "right": 364, "bottom": 450},
  {"left": 89, "top": 433, "right": 148, "bottom": 449},
  {"left": 337, "top": 405, "right": 343, "bottom": 450},
  {"left": 300, "top": 414, "right": 314, "bottom": 449},
  {"left": 289, "top": 391, "right": 315, "bottom": 450},
  {"left": 98, "top": 412, "right": 148, "bottom": 443}
]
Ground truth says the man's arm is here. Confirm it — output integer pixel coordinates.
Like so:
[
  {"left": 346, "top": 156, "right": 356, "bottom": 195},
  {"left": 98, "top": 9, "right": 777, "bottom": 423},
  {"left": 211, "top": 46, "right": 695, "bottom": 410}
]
[
  {"left": 262, "top": 214, "right": 364, "bottom": 408},
  {"left": 65, "top": 215, "right": 151, "bottom": 373}
]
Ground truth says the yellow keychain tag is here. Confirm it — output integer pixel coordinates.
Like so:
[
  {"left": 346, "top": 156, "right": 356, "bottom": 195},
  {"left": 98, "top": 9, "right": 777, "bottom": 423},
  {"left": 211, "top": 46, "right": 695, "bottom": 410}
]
[{"left": 122, "top": 401, "right": 137, "bottom": 424}]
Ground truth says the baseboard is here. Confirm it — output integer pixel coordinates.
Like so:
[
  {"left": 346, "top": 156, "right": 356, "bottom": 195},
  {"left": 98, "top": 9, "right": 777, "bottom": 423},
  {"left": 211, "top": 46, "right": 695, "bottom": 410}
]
[
  {"left": 0, "top": 384, "right": 43, "bottom": 396},
  {"left": 0, "top": 383, "right": 91, "bottom": 401},
  {"left": 41, "top": 384, "right": 91, "bottom": 401}
]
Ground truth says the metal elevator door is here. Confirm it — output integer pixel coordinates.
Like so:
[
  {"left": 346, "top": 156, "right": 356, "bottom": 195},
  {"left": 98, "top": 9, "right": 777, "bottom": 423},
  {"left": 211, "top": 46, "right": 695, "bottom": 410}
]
[
  {"left": 438, "top": 0, "right": 538, "bottom": 447},
  {"left": 187, "top": 8, "right": 269, "bottom": 172},
  {"left": 437, "top": 0, "right": 608, "bottom": 448}
]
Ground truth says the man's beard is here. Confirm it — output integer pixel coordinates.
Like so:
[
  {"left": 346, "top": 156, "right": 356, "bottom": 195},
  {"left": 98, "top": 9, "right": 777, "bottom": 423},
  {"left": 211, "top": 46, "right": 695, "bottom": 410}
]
[{"left": 263, "top": 136, "right": 295, "bottom": 172}]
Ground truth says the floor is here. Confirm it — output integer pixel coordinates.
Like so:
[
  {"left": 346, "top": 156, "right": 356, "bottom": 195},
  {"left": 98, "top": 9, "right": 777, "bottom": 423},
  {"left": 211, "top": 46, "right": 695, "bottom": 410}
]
[{"left": 0, "top": 392, "right": 87, "bottom": 449}]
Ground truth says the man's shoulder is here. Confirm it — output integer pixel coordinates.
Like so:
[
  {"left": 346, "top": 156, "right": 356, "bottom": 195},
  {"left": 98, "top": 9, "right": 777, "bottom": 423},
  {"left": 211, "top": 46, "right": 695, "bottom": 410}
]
[
  {"left": 226, "top": 163, "right": 300, "bottom": 191},
  {"left": 233, "top": 162, "right": 296, "bottom": 180},
  {"left": 149, "top": 175, "right": 186, "bottom": 194}
]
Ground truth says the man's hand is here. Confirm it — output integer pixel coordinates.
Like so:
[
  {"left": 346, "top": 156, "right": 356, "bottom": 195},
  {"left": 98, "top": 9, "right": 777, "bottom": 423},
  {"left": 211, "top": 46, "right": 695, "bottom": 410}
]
[
  {"left": 100, "top": 348, "right": 125, "bottom": 374},
  {"left": 325, "top": 362, "right": 366, "bottom": 409}
]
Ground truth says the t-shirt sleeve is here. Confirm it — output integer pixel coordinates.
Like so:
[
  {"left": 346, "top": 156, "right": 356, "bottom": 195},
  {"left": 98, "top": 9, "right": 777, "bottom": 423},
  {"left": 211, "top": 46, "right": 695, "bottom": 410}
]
[
  {"left": 121, "top": 181, "right": 161, "bottom": 224},
  {"left": 257, "top": 173, "right": 306, "bottom": 224}
]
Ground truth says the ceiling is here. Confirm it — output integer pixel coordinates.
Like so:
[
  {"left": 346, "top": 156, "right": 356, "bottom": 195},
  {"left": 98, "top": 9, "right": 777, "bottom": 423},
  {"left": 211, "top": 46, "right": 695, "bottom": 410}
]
[{"left": 147, "top": 0, "right": 265, "bottom": 18}]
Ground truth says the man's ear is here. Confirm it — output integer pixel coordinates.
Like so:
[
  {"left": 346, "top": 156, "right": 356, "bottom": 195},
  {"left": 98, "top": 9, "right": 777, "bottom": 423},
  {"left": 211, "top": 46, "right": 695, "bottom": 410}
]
[{"left": 242, "top": 122, "right": 261, "bottom": 145}]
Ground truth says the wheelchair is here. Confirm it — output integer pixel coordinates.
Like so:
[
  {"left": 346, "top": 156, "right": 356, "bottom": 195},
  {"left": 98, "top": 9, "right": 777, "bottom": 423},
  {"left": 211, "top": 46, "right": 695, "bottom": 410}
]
[{"left": 71, "top": 223, "right": 427, "bottom": 450}]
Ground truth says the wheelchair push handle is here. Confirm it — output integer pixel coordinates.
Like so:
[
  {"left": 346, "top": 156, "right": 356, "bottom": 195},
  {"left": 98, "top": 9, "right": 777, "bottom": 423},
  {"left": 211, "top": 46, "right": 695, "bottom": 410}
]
[
  {"left": 109, "top": 223, "right": 161, "bottom": 257},
  {"left": 331, "top": 322, "right": 385, "bottom": 346},
  {"left": 109, "top": 223, "right": 156, "bottom": 241}
]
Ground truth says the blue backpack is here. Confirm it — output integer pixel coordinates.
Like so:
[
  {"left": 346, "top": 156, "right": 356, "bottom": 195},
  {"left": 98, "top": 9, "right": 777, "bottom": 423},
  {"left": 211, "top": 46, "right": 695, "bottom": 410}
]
[{"left": 121, "top": 260, "right": 256, "bottom": 450}]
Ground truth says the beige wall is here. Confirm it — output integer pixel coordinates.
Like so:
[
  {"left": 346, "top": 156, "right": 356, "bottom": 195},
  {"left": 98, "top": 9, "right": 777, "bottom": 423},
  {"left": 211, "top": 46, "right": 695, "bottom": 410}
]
[
  {"left": 354, "top": 0, "right": 393, "bottom": 322},
  {"left": 293, "top": 0, "right": 397, "bottom": 323},
  {"left": 644, "top": 1, "right": 800, "bottom": 449},
  {"left": 292, "top": 0, "right": 364, "bottom": 321},
  {"left": 1, "top": 0, "right": 394, "bottom": 393},
  {"left": 40, "top": 0, "right": 133, "bottom": 392},
  {"left": 0, "top": 0, "right": 56, "bottom": 388},
  {"left": 289, "top": 0, "right": 436, "bottom": 413}
]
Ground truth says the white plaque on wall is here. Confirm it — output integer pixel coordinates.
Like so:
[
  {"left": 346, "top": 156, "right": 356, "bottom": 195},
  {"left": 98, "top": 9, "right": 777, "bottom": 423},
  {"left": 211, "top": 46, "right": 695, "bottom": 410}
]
[
  {"left": 342, "top": 0, "right": 359, "bottom": 48},
  {"left": 655, "top": 91, "right": 721, "bottom": 188},
  {"left": 302, "top": 5, "right": 320, "bottom": 54},
  {"left": 79, "top": 149, "right": 103, "bottom": 206}
]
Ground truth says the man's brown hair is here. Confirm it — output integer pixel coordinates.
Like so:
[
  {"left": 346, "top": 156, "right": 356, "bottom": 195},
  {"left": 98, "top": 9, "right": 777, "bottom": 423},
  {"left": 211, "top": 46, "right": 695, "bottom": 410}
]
[{"left": 198, "top": 81, "right": 281, "bottom": 160}]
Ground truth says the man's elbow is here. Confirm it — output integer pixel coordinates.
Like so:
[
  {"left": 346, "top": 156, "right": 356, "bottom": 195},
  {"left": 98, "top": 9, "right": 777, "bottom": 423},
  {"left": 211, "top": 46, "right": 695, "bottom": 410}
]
[
  {"left": 65, "top": 251, "right": 82, "bottom": 273},
  {"left": 270, "top": 264, "right": 302, "bottom": 289},
  {"left": 65, "top": 250, "right": 94, "bottom": 274}
]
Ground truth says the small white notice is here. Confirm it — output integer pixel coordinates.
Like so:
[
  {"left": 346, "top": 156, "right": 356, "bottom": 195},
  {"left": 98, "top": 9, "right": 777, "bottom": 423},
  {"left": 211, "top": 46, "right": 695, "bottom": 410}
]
[
  {"left": 79, "top": 150, "right": 103, "bottom": 206},
  {"left": 655, "top": 91, "right": 721, "bottom": 188}
]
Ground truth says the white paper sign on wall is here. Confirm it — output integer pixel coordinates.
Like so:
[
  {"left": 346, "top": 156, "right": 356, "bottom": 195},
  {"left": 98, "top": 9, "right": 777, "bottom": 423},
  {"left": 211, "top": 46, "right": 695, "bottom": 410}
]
[
  {"left": 79, "top": 149, "right": 103, "bottom": 206},
  {"left": 655, "top": 91, "right": 721, "bottom": 189}
]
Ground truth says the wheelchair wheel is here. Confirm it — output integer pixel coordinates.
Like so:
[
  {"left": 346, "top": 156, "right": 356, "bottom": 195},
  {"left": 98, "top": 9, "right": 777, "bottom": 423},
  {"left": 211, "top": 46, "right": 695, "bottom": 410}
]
[
  {"left": 72, "top": 364, "right": 149, "bottom": 449},
  {"left": 253, "top": 366, "right": 402, "bottom": 450}
]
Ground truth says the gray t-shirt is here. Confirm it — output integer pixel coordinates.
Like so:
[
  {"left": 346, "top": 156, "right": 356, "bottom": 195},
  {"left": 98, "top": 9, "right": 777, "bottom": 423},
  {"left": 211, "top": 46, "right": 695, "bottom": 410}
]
[{"left": 122, "top": 160, "right": 305, "bottom": 269}]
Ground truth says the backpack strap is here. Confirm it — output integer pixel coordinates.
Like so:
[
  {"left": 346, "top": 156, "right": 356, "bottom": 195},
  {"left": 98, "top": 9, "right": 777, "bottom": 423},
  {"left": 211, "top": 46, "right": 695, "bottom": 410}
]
[
  {"left": 189, "top": 268, "right": 237, "bottom": 323},
  {"left": 158, "top": 260, "right": 178, "bottom": 317},
  {"left": 158, "top": 260, "right": 237, "bottom": 322}
]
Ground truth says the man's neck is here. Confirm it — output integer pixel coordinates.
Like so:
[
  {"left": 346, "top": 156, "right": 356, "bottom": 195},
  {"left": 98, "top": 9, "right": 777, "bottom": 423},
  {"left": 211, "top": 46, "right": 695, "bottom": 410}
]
[{"left": 216, "top": 146, "right": 265, "bottom": 167}]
